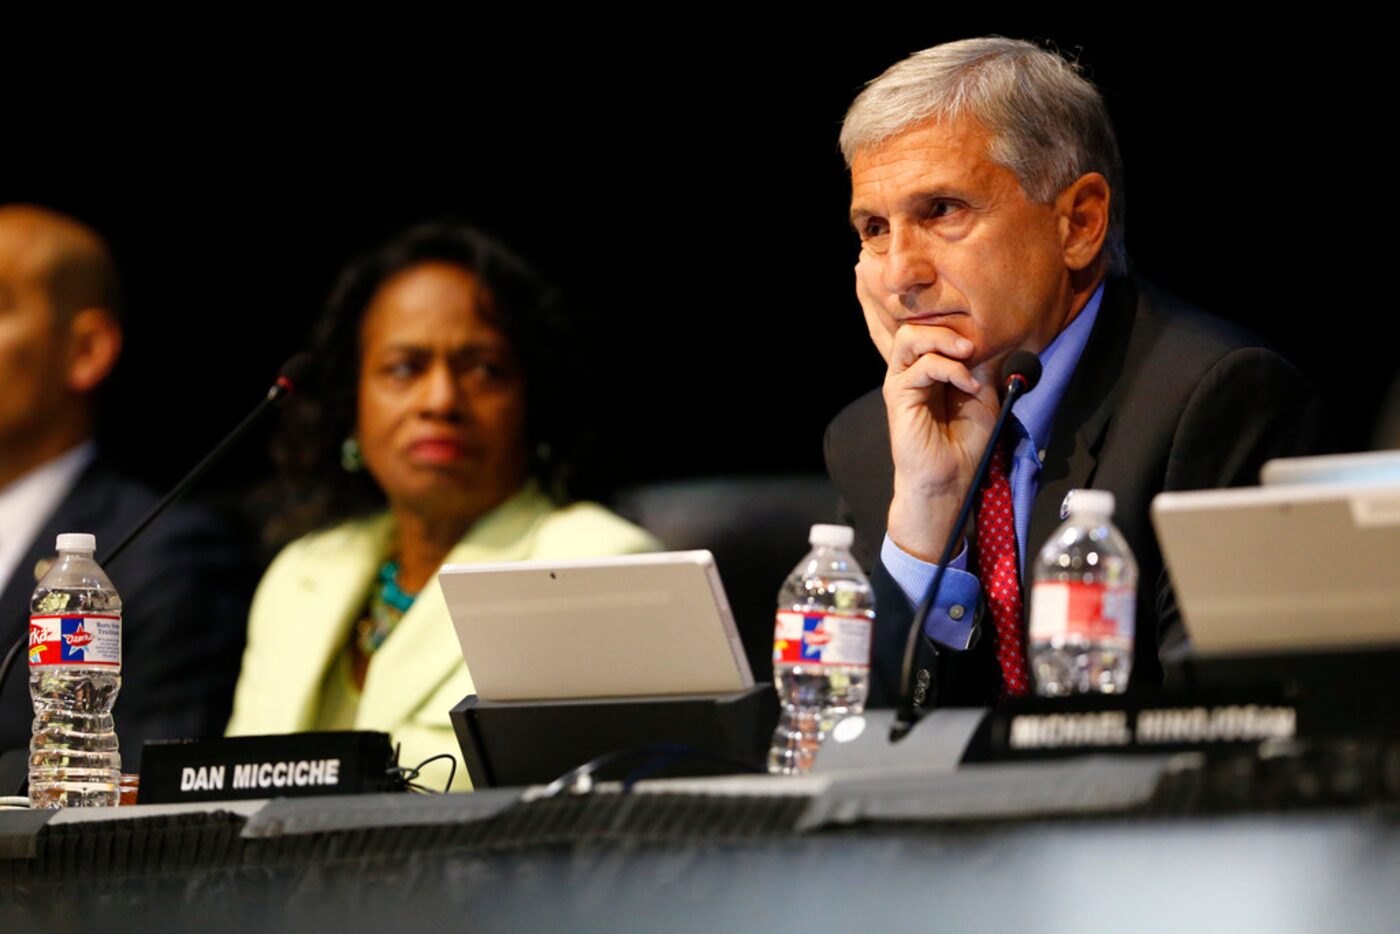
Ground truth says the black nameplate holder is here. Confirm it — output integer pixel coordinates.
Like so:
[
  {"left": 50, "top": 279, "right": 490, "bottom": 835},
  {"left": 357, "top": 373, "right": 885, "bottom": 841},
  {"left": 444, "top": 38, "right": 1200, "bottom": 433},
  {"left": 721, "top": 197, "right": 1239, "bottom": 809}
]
[
  {"left": 139, "top": 731, "right": 399, "bottom": 804},
  {"left": 961, "top": 681, "right": 1400, "bottom": 764}
]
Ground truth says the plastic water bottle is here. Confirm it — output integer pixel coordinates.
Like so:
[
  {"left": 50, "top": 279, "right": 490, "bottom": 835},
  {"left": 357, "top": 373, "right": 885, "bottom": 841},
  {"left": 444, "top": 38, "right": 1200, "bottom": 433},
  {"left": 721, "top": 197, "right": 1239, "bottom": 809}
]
[
  {"left": 1028, "top": 490, "right": 1137, "bottom": 696},
  {"left": 27, "top": 533, "right": 122, "bottom": 808},
  {"left": 768, "top": 524, "right": 874, "bottom": 775}
]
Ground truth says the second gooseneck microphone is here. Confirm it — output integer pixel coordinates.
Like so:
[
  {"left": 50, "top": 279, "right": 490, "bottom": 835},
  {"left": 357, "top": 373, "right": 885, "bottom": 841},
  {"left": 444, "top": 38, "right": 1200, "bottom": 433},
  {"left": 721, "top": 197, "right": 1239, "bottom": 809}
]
[{"left": 0, "top": 354, "right": 314, "bottom": 724}]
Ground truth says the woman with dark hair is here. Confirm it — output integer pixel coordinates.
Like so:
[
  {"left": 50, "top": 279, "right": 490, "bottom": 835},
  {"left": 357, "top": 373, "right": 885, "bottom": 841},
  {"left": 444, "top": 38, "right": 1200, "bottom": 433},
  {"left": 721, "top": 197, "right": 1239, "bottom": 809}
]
[{"left": 226, "top": 223, "right": 657, "bottom": 788}]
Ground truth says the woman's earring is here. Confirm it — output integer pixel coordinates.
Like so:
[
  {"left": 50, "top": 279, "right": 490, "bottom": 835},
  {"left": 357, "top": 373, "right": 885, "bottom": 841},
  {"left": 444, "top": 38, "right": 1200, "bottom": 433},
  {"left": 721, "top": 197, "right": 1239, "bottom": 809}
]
[{"left": 341, "top": 436, "right": 365, "bottom": 473}]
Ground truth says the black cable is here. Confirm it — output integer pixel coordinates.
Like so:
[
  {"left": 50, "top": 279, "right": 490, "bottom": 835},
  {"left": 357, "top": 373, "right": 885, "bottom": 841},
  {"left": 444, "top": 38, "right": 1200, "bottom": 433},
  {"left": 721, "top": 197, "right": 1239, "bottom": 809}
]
[{"left": 390, "top": 751, "right": 459, "bottom": 793}]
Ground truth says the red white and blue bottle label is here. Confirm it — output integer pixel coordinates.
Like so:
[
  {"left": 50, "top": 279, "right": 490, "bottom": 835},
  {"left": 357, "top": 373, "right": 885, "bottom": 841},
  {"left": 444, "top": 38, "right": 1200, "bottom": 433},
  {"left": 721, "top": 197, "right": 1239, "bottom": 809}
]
[
  {"left": 28, "top": 614, "right": 122, "bottom": 668},
  {"left": 773, "top": 611, "right": 872, "bottom": 668},
  {"left": 1029, "top": 581, "right": 1134, "bottom": 644}
]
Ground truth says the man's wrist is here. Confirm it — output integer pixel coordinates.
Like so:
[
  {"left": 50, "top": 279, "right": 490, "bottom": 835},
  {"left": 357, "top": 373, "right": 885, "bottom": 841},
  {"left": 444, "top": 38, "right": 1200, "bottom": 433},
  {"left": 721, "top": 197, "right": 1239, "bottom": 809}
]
[
  {"left": 880, "top": 535, "right": 980, "bottom": 651},
  {"left": 887, "top": 486, "right": 963, "bottom": 562}
]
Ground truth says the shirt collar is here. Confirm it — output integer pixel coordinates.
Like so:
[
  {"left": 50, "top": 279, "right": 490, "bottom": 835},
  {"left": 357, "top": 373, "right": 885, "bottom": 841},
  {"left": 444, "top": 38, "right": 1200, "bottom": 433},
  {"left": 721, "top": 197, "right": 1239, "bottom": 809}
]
[
  {"left": 1011, "top": 281, "right": 1106, "bottom": 456},
  {"left": 0, "top": 440, "right": 98, "bottom": 592}
]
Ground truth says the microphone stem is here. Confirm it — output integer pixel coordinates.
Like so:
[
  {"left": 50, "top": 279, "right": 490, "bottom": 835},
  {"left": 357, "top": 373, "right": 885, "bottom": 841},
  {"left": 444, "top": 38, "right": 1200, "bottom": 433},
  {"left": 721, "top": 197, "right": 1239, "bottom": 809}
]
[
  {"left": 891, "top": 375, "right": 1031, "bottom": 740},
  {"left": 0, "top": 368, "right": 301, "bottom": 715},
  {"left": 102, "top": 391, "right": 277, "bottom": 568}
]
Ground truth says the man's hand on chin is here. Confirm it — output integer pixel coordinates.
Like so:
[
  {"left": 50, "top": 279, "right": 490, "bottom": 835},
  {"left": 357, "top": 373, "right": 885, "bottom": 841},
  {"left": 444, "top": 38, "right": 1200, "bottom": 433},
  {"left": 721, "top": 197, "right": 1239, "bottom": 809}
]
[{"left": 856, "top": 254, "right": 1000, "bottom": 563}]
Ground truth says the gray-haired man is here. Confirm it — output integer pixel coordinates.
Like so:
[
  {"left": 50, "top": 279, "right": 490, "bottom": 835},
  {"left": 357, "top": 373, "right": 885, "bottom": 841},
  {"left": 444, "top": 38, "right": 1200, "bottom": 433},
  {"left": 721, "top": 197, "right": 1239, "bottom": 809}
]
[{"left": 824, "top": 38, "right": 1330, "bottom": 707}]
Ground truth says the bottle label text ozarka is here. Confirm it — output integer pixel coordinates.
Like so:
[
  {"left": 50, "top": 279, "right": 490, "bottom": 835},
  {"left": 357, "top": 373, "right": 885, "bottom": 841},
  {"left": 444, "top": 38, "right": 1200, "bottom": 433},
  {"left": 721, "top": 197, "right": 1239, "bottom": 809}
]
[
  {"left": 29, "top": 614, "right": 122, "bottom": 667},
  {"left": 773, "top": 611, "right": 872, "bottom": 668}
]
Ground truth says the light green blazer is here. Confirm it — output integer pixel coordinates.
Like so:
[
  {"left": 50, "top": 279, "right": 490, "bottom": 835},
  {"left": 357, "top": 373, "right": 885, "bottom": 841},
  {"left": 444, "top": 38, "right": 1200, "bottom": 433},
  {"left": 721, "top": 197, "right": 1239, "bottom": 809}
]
[{"left": 225, "top": 485, "right": 659, "bottom": 790}]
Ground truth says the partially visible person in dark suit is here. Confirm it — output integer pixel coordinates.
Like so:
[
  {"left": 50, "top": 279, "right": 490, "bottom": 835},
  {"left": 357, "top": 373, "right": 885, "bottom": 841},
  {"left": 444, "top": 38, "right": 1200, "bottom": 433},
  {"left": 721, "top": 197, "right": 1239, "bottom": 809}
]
[
  {"left": 0, "top": 204, "right": 252, "bottom": 770},
  {"left": 826, "top": 38, "right": 1331, "bottom": 709}
]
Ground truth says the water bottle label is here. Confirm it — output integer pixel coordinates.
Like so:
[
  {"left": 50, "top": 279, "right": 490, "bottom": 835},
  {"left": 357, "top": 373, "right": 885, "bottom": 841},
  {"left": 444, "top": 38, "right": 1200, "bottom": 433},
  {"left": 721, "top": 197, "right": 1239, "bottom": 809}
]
[
  {"left": 28, "top": 614, "right": 121, "bottom": 668},
  {"left": 773, "top": 611, "right": 872, "bottom": 668},
  {"left": 1029, "top": 582, "right": 1134, "bottom": 643}
]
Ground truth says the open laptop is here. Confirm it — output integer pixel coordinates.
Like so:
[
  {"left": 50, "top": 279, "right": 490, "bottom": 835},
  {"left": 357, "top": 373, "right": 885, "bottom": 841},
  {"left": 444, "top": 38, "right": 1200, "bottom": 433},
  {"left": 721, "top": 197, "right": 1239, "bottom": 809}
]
[
  {"left": 1151, "top": 477, "right": 1400, "bottom": 655},
  {"left": 438, "top": 550, "right": 753, "bottom": 701},
  {"left": 1261, "top": 449, "right": 1400, "bottom": 487}
]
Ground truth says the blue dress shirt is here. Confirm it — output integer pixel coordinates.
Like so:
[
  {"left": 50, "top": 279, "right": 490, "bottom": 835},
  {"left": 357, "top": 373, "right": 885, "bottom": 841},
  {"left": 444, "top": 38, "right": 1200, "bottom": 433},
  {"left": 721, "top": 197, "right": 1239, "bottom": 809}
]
[{"left": 880, "top": 282, "right": 1106, "bottom": 649}]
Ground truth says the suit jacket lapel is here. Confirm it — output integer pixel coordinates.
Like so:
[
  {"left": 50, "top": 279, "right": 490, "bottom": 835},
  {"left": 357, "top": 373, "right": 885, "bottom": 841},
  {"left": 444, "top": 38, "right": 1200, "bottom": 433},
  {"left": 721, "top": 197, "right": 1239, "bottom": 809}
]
[
  {"left": 279, "top": 517, "right": 390, "bottom": 732},
  {"left": 1026, "top": 277, "right": 1139, "bottom": 575}
]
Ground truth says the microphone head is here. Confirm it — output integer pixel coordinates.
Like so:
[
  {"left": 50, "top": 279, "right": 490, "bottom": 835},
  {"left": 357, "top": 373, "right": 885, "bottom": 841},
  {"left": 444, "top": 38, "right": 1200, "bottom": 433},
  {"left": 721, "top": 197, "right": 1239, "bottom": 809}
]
[
  {"left": 1001, "top": 350, "right": 1042, "bottom": 394},
  {"left": 270, "top": 352, "right": 316, "bottom": 402}
]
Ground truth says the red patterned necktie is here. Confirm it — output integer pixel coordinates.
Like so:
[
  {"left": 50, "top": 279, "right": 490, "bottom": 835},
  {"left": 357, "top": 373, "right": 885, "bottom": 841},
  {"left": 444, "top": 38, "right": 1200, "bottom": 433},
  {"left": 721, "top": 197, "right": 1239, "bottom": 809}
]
[{"left": 975, "top": 437, "right": 1029, "bottom": 698}]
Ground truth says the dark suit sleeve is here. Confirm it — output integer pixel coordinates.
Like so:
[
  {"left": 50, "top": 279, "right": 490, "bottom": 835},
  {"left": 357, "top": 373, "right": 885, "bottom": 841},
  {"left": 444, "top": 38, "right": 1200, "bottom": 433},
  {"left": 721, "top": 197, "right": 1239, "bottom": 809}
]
[
  {"left": 1154, "top": 347, "right": 1334, "bottom": 666},
  {"left": 824, "top": 421, "right": 881, "bottom": 574},
  {"left": 825, "top": 413, "right": 913, "bottom": 706}
]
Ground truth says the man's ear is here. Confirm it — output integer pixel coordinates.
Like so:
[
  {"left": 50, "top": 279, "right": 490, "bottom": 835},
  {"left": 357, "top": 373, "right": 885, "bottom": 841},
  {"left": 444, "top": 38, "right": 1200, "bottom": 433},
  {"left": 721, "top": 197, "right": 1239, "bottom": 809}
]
[
  {"left": 65, "top": 307, "right": 123, "bottom": 393},
  {"left": 1057, "top": 172, "right": 1111, "bottom": 272}
]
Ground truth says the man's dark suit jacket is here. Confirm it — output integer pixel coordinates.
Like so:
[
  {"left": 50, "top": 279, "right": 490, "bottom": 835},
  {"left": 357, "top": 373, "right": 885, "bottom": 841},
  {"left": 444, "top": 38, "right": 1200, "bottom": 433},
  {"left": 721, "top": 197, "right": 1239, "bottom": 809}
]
[
  {"left": 825, "top": 277, "right": 1333, "bottom": 708},
  {"left": 0, "top": 457, "right": 252, "bottom": 769}
]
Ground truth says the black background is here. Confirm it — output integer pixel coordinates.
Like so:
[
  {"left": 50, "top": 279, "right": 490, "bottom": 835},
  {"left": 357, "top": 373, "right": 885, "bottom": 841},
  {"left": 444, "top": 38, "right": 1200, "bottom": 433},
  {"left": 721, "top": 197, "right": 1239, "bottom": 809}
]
[{"left": 8, "top": 20, "right": 1387, "bottom": 517}]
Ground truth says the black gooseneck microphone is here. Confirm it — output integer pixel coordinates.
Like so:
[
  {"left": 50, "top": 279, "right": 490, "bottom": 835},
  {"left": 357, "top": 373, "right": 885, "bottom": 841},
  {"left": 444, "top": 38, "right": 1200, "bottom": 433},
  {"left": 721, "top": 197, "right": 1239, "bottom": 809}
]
[
  {"left": 0, "top": 354, "right": 315, "bottom": 714},
  {"left": 99, "top": 353, "right": 314, "bottom": 569},
  {"left": 889, "top": 349, "right": 1043, "bottom": 742}
]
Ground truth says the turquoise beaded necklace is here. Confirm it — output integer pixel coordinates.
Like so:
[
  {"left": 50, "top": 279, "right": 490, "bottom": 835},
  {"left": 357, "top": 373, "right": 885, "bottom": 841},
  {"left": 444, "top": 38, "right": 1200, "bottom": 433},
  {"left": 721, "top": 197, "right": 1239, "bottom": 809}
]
[{"left": 356, "top": 559, "right": 418, "bottom": 656}]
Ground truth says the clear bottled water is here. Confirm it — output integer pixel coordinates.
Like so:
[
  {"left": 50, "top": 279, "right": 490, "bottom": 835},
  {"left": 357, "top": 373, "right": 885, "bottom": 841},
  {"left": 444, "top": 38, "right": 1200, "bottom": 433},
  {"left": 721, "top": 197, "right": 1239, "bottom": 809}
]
[
  {"left": 1028, "top": 490, "right": 1137, "bottom": 696},
  {"left": 28, "top": 533, "right": 122, "bottom": 808},
  {"left": 768, "top": 524, "right": 873, "bottom": 775}
]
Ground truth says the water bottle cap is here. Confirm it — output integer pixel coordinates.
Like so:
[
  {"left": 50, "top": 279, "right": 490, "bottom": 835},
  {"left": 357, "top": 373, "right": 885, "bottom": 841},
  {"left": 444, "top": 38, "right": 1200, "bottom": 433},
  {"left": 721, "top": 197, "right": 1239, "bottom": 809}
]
[
  {"left": 55, "top": 532, "right": 96, "bottom": 553},
  {"left": 808, "top": 524, "right": 854, "bottom": 548},
  {"left": 1067, "top": 489, "right": 1114, "bottom": 517}
]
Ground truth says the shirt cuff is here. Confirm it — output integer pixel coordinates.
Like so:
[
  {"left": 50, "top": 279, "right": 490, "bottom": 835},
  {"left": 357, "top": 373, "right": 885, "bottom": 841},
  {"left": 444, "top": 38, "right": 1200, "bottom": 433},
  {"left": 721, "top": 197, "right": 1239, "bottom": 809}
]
[{"left": 880, "top": 533, "right": 980, "bottom": 651}]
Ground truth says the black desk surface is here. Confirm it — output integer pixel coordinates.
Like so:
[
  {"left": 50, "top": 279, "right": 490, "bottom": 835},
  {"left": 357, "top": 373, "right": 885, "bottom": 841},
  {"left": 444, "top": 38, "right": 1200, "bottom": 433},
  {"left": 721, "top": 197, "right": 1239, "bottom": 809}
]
[{"left": 4, "top": 748, "right": 1400, "bottom": 933}]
